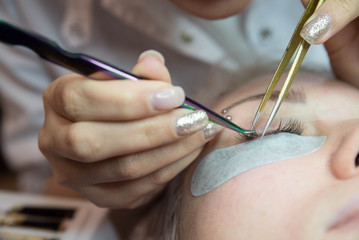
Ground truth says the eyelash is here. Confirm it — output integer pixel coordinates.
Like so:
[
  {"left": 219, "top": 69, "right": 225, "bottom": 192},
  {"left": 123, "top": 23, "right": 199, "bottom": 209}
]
[{"left": 236, "top": 118, "right": 304, "bottom": 141}]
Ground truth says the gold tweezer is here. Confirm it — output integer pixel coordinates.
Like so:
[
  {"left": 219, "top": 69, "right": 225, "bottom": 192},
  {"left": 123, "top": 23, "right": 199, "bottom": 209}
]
[{"left": 251, "top": 0, "right": 325, "bottom": 136}]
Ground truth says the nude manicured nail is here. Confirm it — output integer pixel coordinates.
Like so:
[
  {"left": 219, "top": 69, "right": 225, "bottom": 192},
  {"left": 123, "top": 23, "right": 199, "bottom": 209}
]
[
  {"left": 176, "top": 110, "right": 209, "bottom": 136},
  {"left": 150, "top": 86, "right": 185, "bottom": 110},
  {"left": 138, "top": 49, "right": 165, "bottom": 64},
  {"left": 300, "top": 14, "right": 331, "bottom": 44}
]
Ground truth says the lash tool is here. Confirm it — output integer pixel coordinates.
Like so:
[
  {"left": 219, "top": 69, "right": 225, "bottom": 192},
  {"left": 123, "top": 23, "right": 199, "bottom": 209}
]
[
  {"left": 0, "top": 20, "right": 255, "bottom": 135},
  {"left": 250, "top": 0, "right": 324, "bottom": 136}
]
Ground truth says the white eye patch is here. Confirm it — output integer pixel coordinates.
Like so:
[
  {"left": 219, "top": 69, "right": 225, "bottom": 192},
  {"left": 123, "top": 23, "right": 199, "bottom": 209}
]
[{"left": 191, "top": 133, "right": 326, "bottom": 197}]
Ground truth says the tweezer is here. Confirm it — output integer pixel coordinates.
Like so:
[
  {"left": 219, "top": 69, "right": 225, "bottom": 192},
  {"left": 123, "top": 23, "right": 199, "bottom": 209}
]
[
  {"left": 0, "top": 20, "right": 254, "bottom": 135},
  {"left": 251, "top": 0, "right": 324, "bottom": 136}
]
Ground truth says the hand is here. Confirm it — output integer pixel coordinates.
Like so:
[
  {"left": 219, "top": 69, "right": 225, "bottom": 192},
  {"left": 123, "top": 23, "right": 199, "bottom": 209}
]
[
  {"left": 300, "top": 0, "right": 359, "bottom": 87},
  {"left": 38, "top": 50, "right": 219, "bottom": 209}
]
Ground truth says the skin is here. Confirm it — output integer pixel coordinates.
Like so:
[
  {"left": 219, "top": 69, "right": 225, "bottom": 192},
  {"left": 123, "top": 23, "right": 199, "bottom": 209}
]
[
  {"left": 39, "top": 0, "right": 359, "bottom": 210},
  {"left": 180, "top": 73, "right": 359, "bottom": 239},
  {"left": 169, "top": 0, "right": 251, "bottom": 19}
]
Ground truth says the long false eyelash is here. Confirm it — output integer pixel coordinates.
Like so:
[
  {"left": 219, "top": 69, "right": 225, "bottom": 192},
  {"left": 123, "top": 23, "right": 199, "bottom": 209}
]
[
  {"left": 278, "top": 118, "right": 304, "bottom": 135},
  {"left": 236, "top": 118, "right": 304, "bottom": 141}
]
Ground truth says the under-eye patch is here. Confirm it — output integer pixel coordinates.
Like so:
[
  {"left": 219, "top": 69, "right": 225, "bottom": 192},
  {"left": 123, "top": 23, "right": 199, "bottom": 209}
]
[{"left": 191, "top": 133, "right": 326, "bottom": 196}]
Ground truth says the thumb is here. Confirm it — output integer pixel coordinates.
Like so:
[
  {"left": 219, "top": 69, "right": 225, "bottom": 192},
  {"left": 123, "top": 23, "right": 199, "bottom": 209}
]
[
  {"left": 132, "top": 50, "right": 172, "bottom": 83},
  {"left": 300, "top": 0, "right": 358, "bottom": 44}
]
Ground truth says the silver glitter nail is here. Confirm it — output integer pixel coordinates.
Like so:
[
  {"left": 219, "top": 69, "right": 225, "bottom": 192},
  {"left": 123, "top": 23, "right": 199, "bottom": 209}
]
[
  {"left": 301, "top": 14, "right": 331, "bottom": 44},
  {"left": 202, "top": 122, "right": 217, "bottom": 139},
  {"left": 176, "top": 110, "right": 209, "bottom": 136}
]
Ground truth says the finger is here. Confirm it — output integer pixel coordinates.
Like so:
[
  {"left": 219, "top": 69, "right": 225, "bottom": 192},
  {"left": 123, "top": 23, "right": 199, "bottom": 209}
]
[
  {"left": 300, "top": 0, "right": 359, "bottom": 44},
  {"left": 42, "top": 108, "right": 213, "bottom": 162},
  {"left": 132, "top": 50, "right": 171, "bottom": 83},
  {"left": 44, "top": 73, "right": 185, "bottom": 121},
  {"left": 47, "top": 125, "right": 217, "bottom": 188},
  {"left": 323, "top": 19, "right": 359, "bottom": 86},
  {"left": 78, "top": 150, "right": 200, "bottom": 209},
  {"left": 120, "top": 149, "right": 199, "bottom": 209}
]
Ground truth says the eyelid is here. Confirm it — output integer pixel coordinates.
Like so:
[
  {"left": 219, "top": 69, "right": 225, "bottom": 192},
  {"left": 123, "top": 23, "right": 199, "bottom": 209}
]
[
  {"left": 223, "top": 88, "right": 307, "bottom": 114},
  {"left": 236, "top": 119, "right": 304, "bottom": 142}
]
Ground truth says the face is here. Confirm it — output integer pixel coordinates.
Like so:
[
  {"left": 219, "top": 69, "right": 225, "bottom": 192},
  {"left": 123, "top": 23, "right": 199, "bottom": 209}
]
[
  {"left": 169, "top": 0, "right": 252, "bottom": 19},
  {"left": 180, "top": 72, "right": 359, "bottom": 239}
]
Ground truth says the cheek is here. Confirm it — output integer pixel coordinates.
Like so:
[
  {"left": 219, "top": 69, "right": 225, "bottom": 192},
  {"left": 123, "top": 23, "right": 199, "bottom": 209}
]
[{"left": 190, "top": 155, "right": 329, "bottom": 239}]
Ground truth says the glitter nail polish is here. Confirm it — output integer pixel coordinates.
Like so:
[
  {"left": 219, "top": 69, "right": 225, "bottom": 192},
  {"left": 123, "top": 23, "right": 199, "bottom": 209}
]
[
  {"left": 202, "top": 122, "right": 218, "bottom": 139},
  {"left": 176, "top": 110, "right": 208, "bottom": 136},
  {"left": 300, "top": 14, "right": 331, "bottom": 44}
]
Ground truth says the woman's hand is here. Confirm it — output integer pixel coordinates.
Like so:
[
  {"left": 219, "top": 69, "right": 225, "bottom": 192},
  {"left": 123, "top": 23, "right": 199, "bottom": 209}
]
[
  {"left": 38, "top": 50, "right": 219, "bottom": 209},
  {"left": 300, "top": 0, "right": 359, "bottom": 87}
]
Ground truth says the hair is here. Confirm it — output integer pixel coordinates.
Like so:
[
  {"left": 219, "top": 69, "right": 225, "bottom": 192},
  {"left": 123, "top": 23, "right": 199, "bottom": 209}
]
[{"left": 129, "top": 173, "right": 184, "bottom": 239}]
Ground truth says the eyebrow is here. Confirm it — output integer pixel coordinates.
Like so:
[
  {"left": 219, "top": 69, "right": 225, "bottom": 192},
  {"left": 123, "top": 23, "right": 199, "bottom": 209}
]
[{"left": 223, "top": 88, "right": 306, "bottom": 112}]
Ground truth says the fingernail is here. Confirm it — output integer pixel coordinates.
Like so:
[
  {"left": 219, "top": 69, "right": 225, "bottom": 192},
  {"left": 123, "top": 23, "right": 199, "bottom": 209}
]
[
  {"left": 138, "top": 49, "right": 165, "bottom": 64},
  {"left": 300, "top": 14, "right": 331, "bottom": 44},
  {"left": 150, "top": 86, "right": 185, "bottom": 110},
  {"left": 176, "top": 110, "right": 209, "bottom": 136},
  {"left": 202, "top": 122, "right": 222, "bottom": 139}
]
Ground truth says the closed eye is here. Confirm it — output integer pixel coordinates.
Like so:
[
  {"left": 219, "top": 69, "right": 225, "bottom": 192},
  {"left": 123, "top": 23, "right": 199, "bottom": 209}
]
[{"left": 236, "top": 119, "right": 304, "bottom": 142}]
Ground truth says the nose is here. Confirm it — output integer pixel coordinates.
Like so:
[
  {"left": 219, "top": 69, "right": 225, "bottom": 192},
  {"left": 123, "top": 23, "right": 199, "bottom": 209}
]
[{"left": 330, "top": 120, "right": 359, "bottom": 180}]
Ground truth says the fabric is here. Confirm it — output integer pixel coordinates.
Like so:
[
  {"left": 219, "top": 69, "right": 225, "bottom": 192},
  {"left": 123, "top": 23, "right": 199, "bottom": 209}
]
[{"left": 0, "top": 0, "right": 331, "bottom": 193}]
